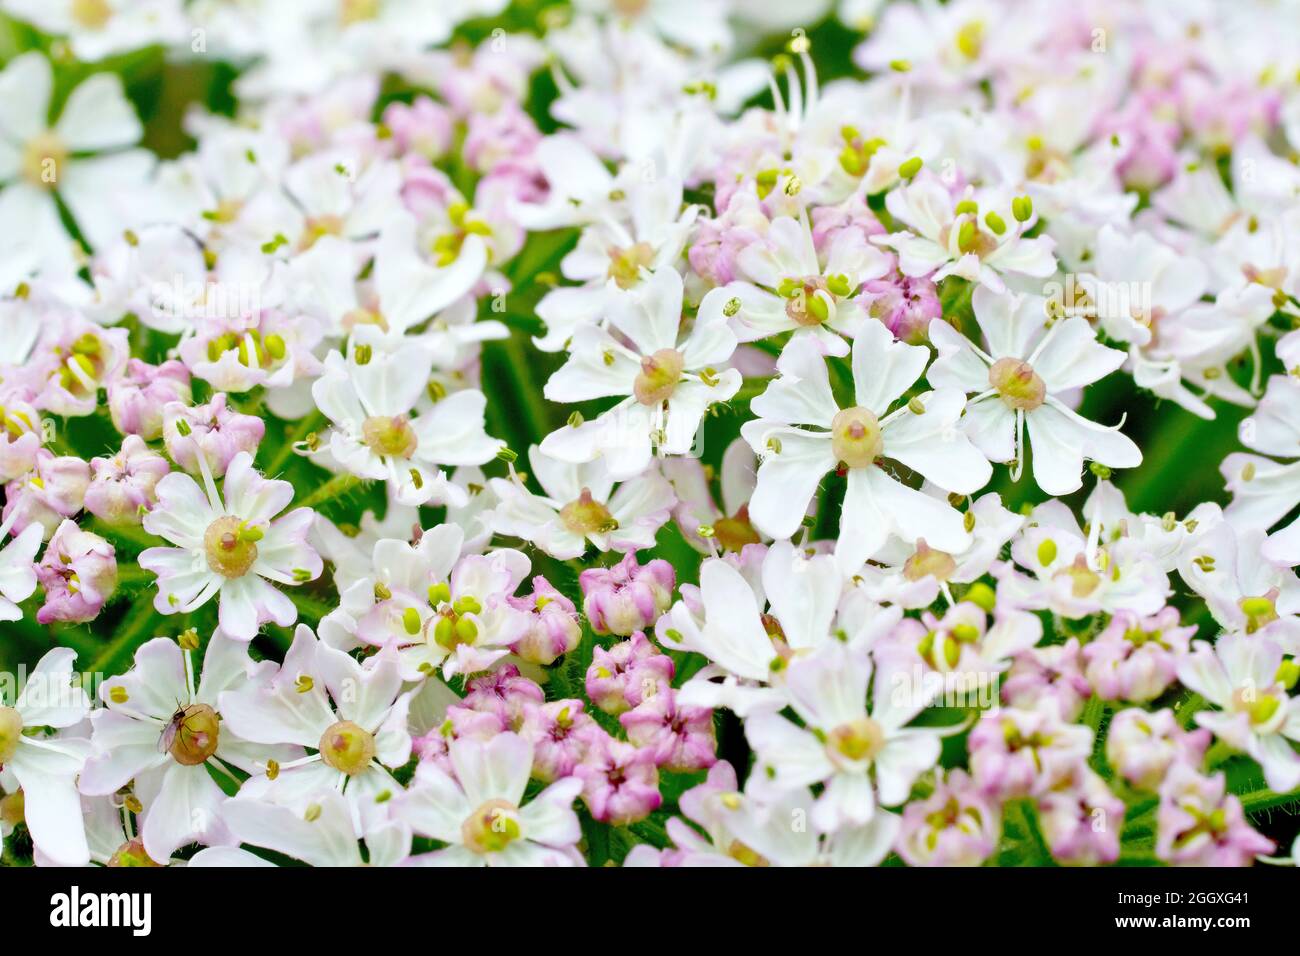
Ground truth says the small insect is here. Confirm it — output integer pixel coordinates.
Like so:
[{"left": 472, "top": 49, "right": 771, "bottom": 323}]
[{"left": 157, "top": 702, "right": 189, "bottom": 755}]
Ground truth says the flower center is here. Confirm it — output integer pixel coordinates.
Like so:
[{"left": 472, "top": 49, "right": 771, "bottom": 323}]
[
  {"left": 1053, "top": 554, "right": 1100, "bottom": 598},
  {"left": 831, "top": 406, "right": 883, "bottom": 469},
  {"left": 633, "top": 348, "right": 685, "bottom": 406},
  {"left": 204, "top": 516, "right": 260, "bottom": 578},
  {"left": 714, "top": 505, "right": 762, "bottom": 552},
  {"left": 560, "top": 488, "right": 618, "bottom": 536},
  {"left": 989, "top": 357, "right": 1046, "bottom": 411},
  {"left": 71, "top": 0, "right": 112, "bottom": 28},
  {"left": 318, "top": 720, "right": 377, "bottom": 775},
  {"left": 0, "top": 706, "right": 23, "bottom": 765},
  {"left": 462, "top": 798, "right": 522, "bottom": 853},
  {"left": 22, "top": 132, "right": 68, "bottom": 189},
  {"left": 1239, "top": 594, "right": 1279, "bottom": 634},
  {"left": 167, "top": 704, "right": 221, "bottom": 766},
  {"left": 339, "top": 0, "right": 381, "bottom": 25},
  {"left": 1231, "top": 687, "right": 1283, "bottom": 727},
  {"left": 107, "top": 839, "right": 163, "bottom": 867},
  {"left": 607, "top": 242, "right": 655, "bottom": 290},
  {"left": 779, "top": 276, "right": 836, "bottom": 327},
  {"left": 362, "top": 415, "right": 418, "bottom": 458},
  {"left": 0, "top": 789, "right": 23, "bottom": 827},
  {"left": 903, "top": 539, "right": 957, "bottom": 582},
  {"left": 826, "top": 718, "right": 885, "bottom": 764}
]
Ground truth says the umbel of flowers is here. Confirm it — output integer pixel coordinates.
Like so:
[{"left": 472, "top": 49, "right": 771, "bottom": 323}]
[{"left": 1, "top": 0, "right": 1299, "bottom": 869}]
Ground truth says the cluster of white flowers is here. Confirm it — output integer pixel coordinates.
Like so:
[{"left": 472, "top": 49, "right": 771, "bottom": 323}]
[{"left": 2, "top": 0, "right": 1300, "bottom": 869}]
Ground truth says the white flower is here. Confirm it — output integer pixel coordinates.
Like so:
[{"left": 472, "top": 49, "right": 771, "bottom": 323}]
[
  {"left": 218, "top": 625, "right": 415, "bottom": 836},
  {"left": 80, "top": 633, "right": 294, "bottom": 862},
  {"left": 311, "top": 327, "right": 503, "bottom": 507},
  {"left": 489, "top": 446, "right": 676, "bottom": 560},
  {"left": 1177, "top": 635, "right": 1300, "bottom": 793},
  {"left": 534, "top": 176, "right": 699, "bottom": 352},
  {"left": 290, "top": 210, "right": 488, "bottom": 339},
  {"left": 929, "top": 286, "right": 1141, "bottom": 495},
  {"left": 3, "top": 0, "right": 189, "bottom": 63},
  {"left": 1222, "top": 346, "right": 1300, "bottom": 565},
  {"left": 0, "top": 52, "right": 153, "bottom": 260},
  {"left": 139, "top": 450, "right": 322, "bottom": 641},
  {"left": 699, "top": 213, "right": 890, "bottom": 357},
  {"left": 875, "top": 177, "right": 1056, "bottom": 293},
  {"left": 658, "top": 543, "right": 903, "bottom": 715},
  {"left": 1178, "top": 520, "right": 1300, "bottom": 650},
  {"left": 742, "top": 320, "right": 991, "bottom": 571},
  {"left": 540, "top": 267, "right": 741, "bottom": 479},
  {"left": 744, "top": 641, "right": 948, "bottom": 832},
  {"left": 391, "top": 732, "right": 584, "bottom": 866},
  {"left": 0, "top": 647, "right": 90, "bottom": 866}
]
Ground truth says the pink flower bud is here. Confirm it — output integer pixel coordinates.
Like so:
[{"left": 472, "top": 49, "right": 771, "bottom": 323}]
[
  {"left": 520, "top": 699, "right": 602, "bottom": 782},
  {"left": 1156, "top": 765, "right": 1273, "bottom": 866},
  {"left": 461, "top": 664, "right": 545, "bottom": 728},
  {"left": 0, "top": 398, "right": 43, "bottom": 482},
  {"left": 576, "top": 737, "right": 662, "bottom": 826},
  {"left": 35, "top": 519, "right": 117, "bottom": 624},
  {"left": 84, "top": 435, "right": 170, "bottom": 526},
  {"left": 897, "top": 769, "right": 999, "bottom": 866},
  {"left": 969, "top": 707, "right": 1092, "bottom": 799},
  {"left": 163, "top": 393, "right": 264, "bottom": 476},
  {"left": 1082, "top": 608, "right": 1192, "bottom": 703},
  {"left": 108, "top": 359, "right": 191, "bottom": 440},
  {"left": 1036, "top": 765, "right": 1124, "bottom": 866},
  {"left": 508, "top": 576, "right": 581, "bottom": 665},
  {"left": 383, "top": 96, "right": 454, "bottom": 160},
  {"left": 620, "top": 688, "right": 716, "bottom": 772},
  {"left": 580, "top": 551, "right": 675, "bottom": 637},
  {"left": 3, "top": 452, "right": 90, "bottom": 538},
  {"left": 1001, "top": 639, "right": 1092, "bottom": 721},
  {"left": 1105, "top": 707, "right": 1209, "bottom": 792},
  {"left": 585, "top": 632, "right": 674, "bottom": 715},
  {"left": 860, "top": 273, "right": 941, "bottom": 344}
]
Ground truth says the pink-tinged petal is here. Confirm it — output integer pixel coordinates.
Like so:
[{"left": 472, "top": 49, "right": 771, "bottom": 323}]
[{"left": 223, "top": 452, "right": 293, "bottom": 524}]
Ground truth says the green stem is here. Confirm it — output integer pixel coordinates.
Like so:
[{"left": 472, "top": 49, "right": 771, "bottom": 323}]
[
  {"left": 263, "top": 410, "right": 323, "bottom": 478},
  {"left": 297, "top": 472, "right": 364, "bottom": 510}
]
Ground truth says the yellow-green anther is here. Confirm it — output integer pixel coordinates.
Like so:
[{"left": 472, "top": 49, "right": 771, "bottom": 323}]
[
  {"left": 265, "top": 334, "right": 286, "bottom": 360},
  {"left": 1037, "top": 539, "right": 1058, "bottom": 566},
  {"left": 454, "top": 617, "right": 478, "bottom": 643},
  {"left": 354, "top": 343, "right": 372, "bottom": 365},
  {"left": 1277, "top": 659, "right": 1300, "bottom": 690},
  {"left": 957, "top": 220, "right": 977, "bottom": 253},
  {"left": 777, "top": 277, "right": 801, "bottom": 298},
  {"left": 898, "top": 157, "right": 923, "bottom": 179},
  {"left": 434, "top": 616, "right": 456, "bottom": 648},
  {"left": 175, "top": 418, "right": 192, "bottom": 436},
  {"left": 1012, "top": 196, "right": 1033, "bottom": 222},
  {"left": 826, "top": 274, "right": 852, "bottom": 297},
  {"left": 984, "top": 211, "right": 1006, "bottom": 235},
  {"left": 453, "top": 595, "right": 481, "bottom": 616},
  {"left": 955, "top": 199, "right": 978, "bottom": 216},
  {"left": 401, "top": 607, "right": 421, "bottom": 635},
  {"left": 723, "top": 297, "right": 741, "bottom": 317},
  {"left": 428, "top": 582, "right": 451, "bottom": 605},
  {"left": 966, "top": 583, "right": 996, "bottom": 612},
  {"left": 952, "top": 623, "right": 980, "bottom": 644},
  {"left": 806, "top": 293, "right": 830, "bottom": 323},
  {"left": 238, "top": 524, "right": 263, "bottom": 543}
]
